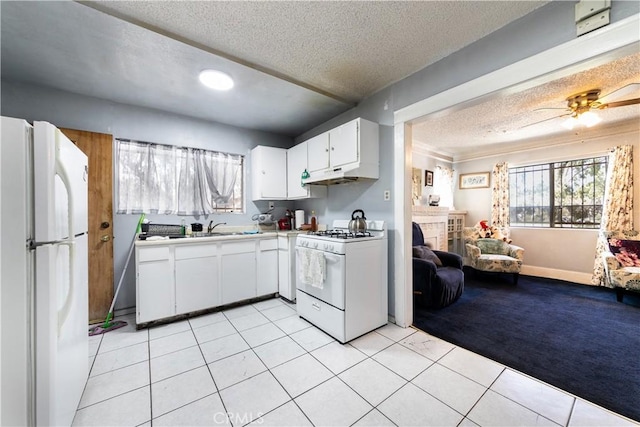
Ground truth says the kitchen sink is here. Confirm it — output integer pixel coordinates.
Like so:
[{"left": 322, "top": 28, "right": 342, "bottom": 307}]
[{"left": 191, "top": 231, "right": 248, "bottom": 237}]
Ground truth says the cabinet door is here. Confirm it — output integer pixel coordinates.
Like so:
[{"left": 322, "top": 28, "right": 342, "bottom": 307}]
[
  {"left": 257, "top": 249, "right": 278, "bottom": 296},
  {"left": 137, "top": 260, "right": 174, "bottom": 323},
  {"left": 175, "top": 257, "right": 219, "bottom": 315},
  {"left": 252, "top": 146, "right": 286, "bottom": 200},
  {"left": 307, "top": 132, "right": 330, "bottom": 174},
  {"left": 329, "top": 119, "right": 359, "bottom": 168},
  {"left": 287, "top": 142, "right": 309, "bottom": 199},
  {"left": 221, "top": 241, "right": 257, "bottom": 304}
]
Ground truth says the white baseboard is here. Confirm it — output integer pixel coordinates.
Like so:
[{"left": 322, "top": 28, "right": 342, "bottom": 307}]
[{"left": 521, "top": 265, "right": 594, "bottom": 285}]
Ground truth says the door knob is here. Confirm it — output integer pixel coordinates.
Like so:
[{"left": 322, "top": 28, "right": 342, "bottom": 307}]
[
  {"left": 100, "top": 221, "right": 110, "bottom": 229},
  {"left": 100, "top": 235, "right": 111, "bottom": 242}
]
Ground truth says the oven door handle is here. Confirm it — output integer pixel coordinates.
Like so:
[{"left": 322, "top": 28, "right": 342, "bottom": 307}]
[{"left": 296, "top": 248, "right": 343, "bottom": 263}]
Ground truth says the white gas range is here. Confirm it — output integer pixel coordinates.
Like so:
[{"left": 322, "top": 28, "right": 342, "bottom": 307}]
[{"left": 295, "top": 220, "right": 388, "bottom": 343}]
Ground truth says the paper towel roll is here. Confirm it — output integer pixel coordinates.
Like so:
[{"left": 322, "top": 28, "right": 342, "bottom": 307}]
[{"left": 295, "top": 210, "right": 305, "bottom": 229}]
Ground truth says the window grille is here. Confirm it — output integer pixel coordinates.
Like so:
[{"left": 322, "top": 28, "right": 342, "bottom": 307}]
[{"left": 509, "top": 156, "right": 608, "bottom": 228}]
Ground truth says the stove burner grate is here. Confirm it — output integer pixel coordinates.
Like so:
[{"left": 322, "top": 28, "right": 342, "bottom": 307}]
[{"left": 307, "top": 229, "right": 373, "bottom": 239}]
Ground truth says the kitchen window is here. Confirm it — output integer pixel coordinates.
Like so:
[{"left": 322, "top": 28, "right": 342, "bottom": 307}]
[
  {"left": 116, "top": 139, "right": 244, "bottom": 215},
  {"left": 509, "top": 156, "right": 608, "bottom": 228}
]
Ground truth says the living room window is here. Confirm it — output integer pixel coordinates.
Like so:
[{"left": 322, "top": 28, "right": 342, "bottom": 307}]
[
  {"left": 116, "top": 139, "right": 244, "bottom": 215},
  {"left": 509, "top": 156, "right": 608, "bottom": 228}
]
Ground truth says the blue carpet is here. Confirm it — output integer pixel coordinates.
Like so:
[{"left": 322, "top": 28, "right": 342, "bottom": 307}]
[{"left": 412, "top": 270, "right": 640, "bottom": 422}]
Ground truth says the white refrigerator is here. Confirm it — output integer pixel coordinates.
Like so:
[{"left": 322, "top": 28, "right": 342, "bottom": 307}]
[{"left": 1, "top": 116, "right": 89, "bottom": 426}]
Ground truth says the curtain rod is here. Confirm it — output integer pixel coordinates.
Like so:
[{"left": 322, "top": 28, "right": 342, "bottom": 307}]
[{"left": 115, "top": 138, "right": 244, "bottom": 157}]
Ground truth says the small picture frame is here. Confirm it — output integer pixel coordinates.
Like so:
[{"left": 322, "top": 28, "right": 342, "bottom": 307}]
[
  {"left": 459, "top": 172, "right": 490, "bottom": 189},
  {"left": 425, "top": 170, "right": 433, "bottom": 187}
]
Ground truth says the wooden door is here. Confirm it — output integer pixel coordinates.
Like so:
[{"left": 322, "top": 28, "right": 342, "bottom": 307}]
[{"left": 61, "top": 128, "right": 114, "bottom": 323}]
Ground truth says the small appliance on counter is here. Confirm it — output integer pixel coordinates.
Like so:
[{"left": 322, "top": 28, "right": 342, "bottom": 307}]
[{"left": 278, "top": 210, "right": 293, "bottom": 230}]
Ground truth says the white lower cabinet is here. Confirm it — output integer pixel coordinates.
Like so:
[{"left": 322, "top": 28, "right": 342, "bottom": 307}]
[
  {"left": 257, "top": 238, "right": 278, "bottom": 296},
  {"left": 221, "top": 241, "right": 257, "bottom": 305},
  {"left": 277, "top": 234, "right": 297, "bottom": 301},
  {"left": 136, "top": 236, "right": 281, "bottom": 324},
  {"left": 136, "top": 246, "right": 174, "bottom": 324},
  {"left": 174, "top": 244, "right": 220, "bottom": 315}
]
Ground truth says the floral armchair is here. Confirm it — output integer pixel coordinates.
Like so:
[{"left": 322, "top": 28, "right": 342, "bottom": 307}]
[
  {"left": 600, "top": 230, "right": 640, "bottom": 303},
  {"left": 463, "top": 227, "right": 524, "bottom": 285}
]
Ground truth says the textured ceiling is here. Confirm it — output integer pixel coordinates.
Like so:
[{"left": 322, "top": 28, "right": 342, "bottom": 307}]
[
  {"left": 412, "top": 51, "right": 640, "bottom": 159},
  {"left": 87, "top": 1, "right": 549, "bottom": 103}
]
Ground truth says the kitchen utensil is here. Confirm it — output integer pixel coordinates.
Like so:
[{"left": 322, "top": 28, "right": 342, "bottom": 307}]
[
  {"left": 191, "top": 222, "right": 203, "bottom": 232},
  {"left": 348, "top": 209, "right": 367, "bottom": 233}
]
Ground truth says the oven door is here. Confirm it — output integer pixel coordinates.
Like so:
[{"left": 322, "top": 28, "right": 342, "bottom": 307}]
[{"left": 296, "top": 247, "right": 346, "bottom": 310}]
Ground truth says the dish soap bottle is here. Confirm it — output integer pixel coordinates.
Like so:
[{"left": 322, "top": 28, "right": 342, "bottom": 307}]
[{"left": 310, "top": 210, "right": 317, "bottom": 232}]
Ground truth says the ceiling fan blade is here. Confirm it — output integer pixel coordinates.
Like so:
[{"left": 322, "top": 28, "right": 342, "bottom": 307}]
[
  {"left": 519, "top": 113, "right": 571, "bottom": 129},
  {"left": 598, "top": 83, "right": 640, "bottom": 103},
  {"left": 599, "top": 97, "right": 640, "bottom": 109},
  {"left": 533, "top": 107, "right": 569, "bottom": 112}
]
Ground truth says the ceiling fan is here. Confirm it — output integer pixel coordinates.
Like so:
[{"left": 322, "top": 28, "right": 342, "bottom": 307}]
[{"left": 526, "top": 83, "right": 640, "bottom": 130}]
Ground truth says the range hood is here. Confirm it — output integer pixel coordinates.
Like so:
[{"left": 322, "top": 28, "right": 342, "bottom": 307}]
[{"left": 302, "top": 161, "right": 379, "bottom": 186}]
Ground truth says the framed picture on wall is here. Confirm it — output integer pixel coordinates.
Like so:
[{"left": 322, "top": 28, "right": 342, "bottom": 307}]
[
  {"left": 459, "top": 172, "right": 490, "bottom": 189},
  {"left": 425, "top": 170, "right": 433, "bottom": 186}
]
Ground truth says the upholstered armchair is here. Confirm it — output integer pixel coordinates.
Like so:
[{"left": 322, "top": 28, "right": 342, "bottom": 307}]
[
  {"left": 600, "top": 230, "right": 640, "bottom": 302},
  {"left": 463, "top": 227, "right": 524, "bottom": 285},
  {"left": 412, "top": 222, "right": 464, "bottom": 308}
]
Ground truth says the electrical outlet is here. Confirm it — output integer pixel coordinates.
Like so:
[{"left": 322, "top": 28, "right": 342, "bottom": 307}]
[
  {"left": 268, "top": 201, "right": 275, "bottom": 210},
  {"left": 384, "top": 190, "right": 391, "bottom": 201}
]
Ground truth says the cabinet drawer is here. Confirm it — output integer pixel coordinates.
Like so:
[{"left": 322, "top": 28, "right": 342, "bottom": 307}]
[
  {"left": 259, "top": 238, "right": 277, "bottom": 251},
  {"left": 175, "top": 244, "right": 217, "bottom": 260},
  {"left": 297, "top": 291, "right": 344, "bottom": 342},
  {"left": 137, "top": 246, "right": 170, "bottom": 262},
  {"left": 220, "top": 241, "right": 255, "bottom": 254}
]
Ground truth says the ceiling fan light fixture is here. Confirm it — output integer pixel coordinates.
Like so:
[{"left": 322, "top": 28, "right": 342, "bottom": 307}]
[
  {"left": 561, "top": 116, "right": 577, "bottom": 130},
  {"left": 199, "top": 70, "right": 234, "bottom": 91},
  {"left": 578, "top": 111, "right": 602, "bottom": 127}
]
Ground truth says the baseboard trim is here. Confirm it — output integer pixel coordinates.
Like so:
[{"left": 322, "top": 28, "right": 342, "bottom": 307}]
[
  {"left": 521, "top": 265, "right": 593, "bottom": 285},
  {"left": 114, "top": 306, "right": 136, "bottom": 317}
]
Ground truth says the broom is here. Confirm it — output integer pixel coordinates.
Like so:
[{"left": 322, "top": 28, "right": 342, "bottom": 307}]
[{"left": 89, "top": 214, "right": 145, "bottom": 336}]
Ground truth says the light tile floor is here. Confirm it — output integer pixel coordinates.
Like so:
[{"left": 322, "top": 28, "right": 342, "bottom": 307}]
[{"left": 76, "top": 298, "right": 636, "bottom": 427}]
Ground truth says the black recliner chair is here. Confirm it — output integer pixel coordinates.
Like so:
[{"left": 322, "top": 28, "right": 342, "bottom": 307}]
[{"left": 412, "top": 222, "right": 464, "bottom": 308}]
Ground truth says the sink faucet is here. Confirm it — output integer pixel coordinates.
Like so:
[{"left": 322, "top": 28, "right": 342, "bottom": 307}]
[{"left": 208, "top": 221, "right": 227, "bottom": 233}]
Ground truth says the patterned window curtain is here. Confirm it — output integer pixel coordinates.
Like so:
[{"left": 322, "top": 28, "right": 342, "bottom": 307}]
[
  {"left": 117, "top": 140, "right": 177, "bottom": 214},
  {"left": 491, "top": 162, "right": 510, "bottom": 227},
  {"left": 434, "top": 165, "right": 455, "bottom": 209},
  {"left": 591, "top": 145, "right": 634, "bottom": 286}
]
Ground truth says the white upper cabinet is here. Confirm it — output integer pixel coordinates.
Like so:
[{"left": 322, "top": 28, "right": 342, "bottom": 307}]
[
  {"left": 307, "top": 132, "right": 330, "bottom": 174},
  {"left": 287, "top": 141, "right": 327, "bottom": 200},
  {"left": 302, "top": 118, "right": 379, "bottom": 184},
  {"left": 328, "top": 119, "right": 359, "bottom": 168},
  {"left": 251, "top": 146, "right": 287, "bottom": 201}
]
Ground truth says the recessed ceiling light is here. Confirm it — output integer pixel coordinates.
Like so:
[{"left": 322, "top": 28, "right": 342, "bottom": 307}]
[{"left": 199, "top": 70, "right": 234, "bottom": 91}]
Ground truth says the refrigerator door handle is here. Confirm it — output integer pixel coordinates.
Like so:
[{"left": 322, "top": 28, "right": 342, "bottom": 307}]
[
  {"left": 55, "top": 155, "right": 76, "bottom": 335},
  {"left": 56, "top": 240, "right": 75, "bottom": 335}
]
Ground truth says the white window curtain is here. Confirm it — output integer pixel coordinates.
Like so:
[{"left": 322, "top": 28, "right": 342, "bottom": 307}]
[
  {"left": 434, "top": 165, "right": 455, "bottom": 209},
  {"left": 117, "top": 140, "right": 242, "bottom": 215},
  {"left": 117, "top": 141, "right": 177, "bottom": 214},
  {"left": 177, "top": 148, "right": 242, "bottom": 215},
  {"left": 491, "top": 161, "right": 510, "bottom": 227},
  {"left": 592, "top": 145, "right": 634, "bottom": 286}
]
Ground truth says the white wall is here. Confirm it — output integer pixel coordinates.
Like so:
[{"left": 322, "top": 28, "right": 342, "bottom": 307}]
[
  {"left": 412, "top": 152, "right": 452, "bottom": 207},
  {"left": 453, "top": 125, "right": 640, "bottom": 283}
]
